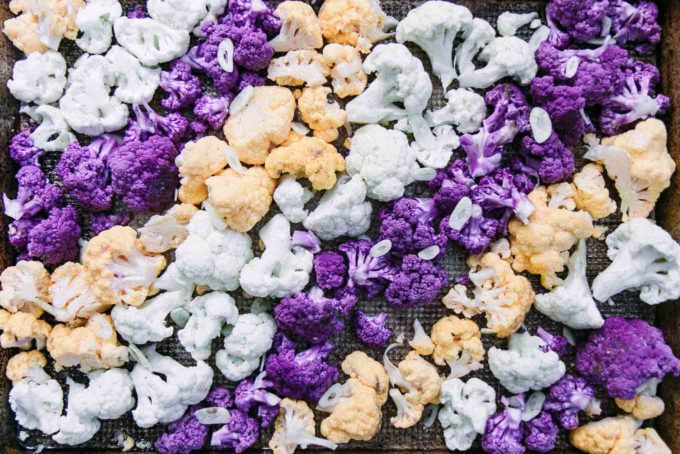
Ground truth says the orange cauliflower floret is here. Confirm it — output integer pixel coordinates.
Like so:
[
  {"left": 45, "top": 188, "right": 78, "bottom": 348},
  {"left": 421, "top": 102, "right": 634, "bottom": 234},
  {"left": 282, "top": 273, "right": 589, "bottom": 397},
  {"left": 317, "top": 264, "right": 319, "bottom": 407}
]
[
  {"left": 0, "top": 261, "right": 51, "bottom": 317},
  {"left": 509, "top": 186, "right": 594, "bottom": 289},
  {"left": 443, "top": 252, "right": 534, "bottom": 338},
  {"left": 176, "top": 137, "right": 229, "bottom": 205},
  {"left": 297, "top": 87, "right": 347, "bottom": 142},
  {"left": 47, "top": 313, "right": 128, "bottom": 371},
  {"left": 267, "top": 50, "right": 331, "bottom": 87},
  {"left": 388, "top": 351, "right": 443, "bottom": 428},
  {"left": 6, "top": 350, "right": 46, "bottom": 384},
  {"left": 41, "top": 262, "right": 109, "bottom": 323},
  {"left": 206, "top": 167, "right": 276, "bottom": 232},
  {"left": 0, "top": 310, "right": 52, "bottom": 350},
  {"left": 409, "top": 319, "right": 435, "bottom": 356},
  {"left": 585, "top": 119, "right": 675, "bottom": 221},
  {"left": 615, "top": 395, "right": 664, "bottom": 420},
  {"left": 265, "top": 137, "right": 345, "bottom": 191},
  {"left": 320, "top": 378, "right": 383, "bottom": 443},
  {"left": 341, "top": 351, "right": 390, "bottom": 405},
  {"left": 322, "top": 44, "right": 367, "bottom": 98},
  {"left": 139, "top": 204, "right": 199, "bottom": 254},
  {"left": 572, "top": 164, "right": 617, "bottom": 220},
  {"left": 430, "top": 316, "right": 484, "bottom": 377},
  {"left": 269, "top": 1, "right": 323, "bottom": 52},
  {"left": 570, "top": 416, "right": 641, "bottom": 454},
  {"left": 3, "top": 12, "right": 48, "bottom": 55},
  {"left": 223, "top": 86, "right": 296, "bottom": 165},
  {"left": 82, "top": 226, "right": 166, "bottom": 307},
  {"left": 318, "top": 0, "right": 395, "bottom": 53}
]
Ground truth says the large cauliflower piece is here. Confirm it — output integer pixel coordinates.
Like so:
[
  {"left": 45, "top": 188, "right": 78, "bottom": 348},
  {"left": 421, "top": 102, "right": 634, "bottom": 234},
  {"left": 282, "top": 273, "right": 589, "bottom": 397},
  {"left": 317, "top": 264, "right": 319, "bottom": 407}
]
[
  {"left": 297, "top": 87, "right": 347, "bottom": 142},
  {"left": 139, "top": 204, "right": 198, "bottom": 254},
  {"left": 572, "top": 164, "right": 617, "bottom": 220},
  {"left": 267, "top": 50, "right": 330, "bottom": 87},
  {"left": 269, "top": 1, "right": 323, "bottom": 52},
  {"left": 223, "top": 86, "right": 296, "bottom": 165},
  {"left": 509, "top": 186, "right": 594, "bottom": 289},
  {"left": 0, "top": 310, "right": 51, "bottom": 350},
  {"left": 83, "top": 226, "right": 166, "bottom": 307},
  {"left": 431, "top": 316, "right": 484, "bottom": 377},
  {"left": 7, "top": 51, "right": 67, "bottom": 105},
  {"left": 570, "top": 416, "right": 640, "bottom": 454},
  {"left": 47, "top": 314, "right": 128, "bottom": 372},
  {"left": 585, "top": 119, "right": 675, "bottom": 221},
  {"left": 318, "top": 0, "right": 394, "bottom": 53},
  {"left": 269, "top": 399, "right": 338, "bottom": 454},
  {"left": 178, "top": 292, "right": 239, "bottom": 361},
  {"left": 342, "top": 351, "right": 390, "bottom": 405},
  {"left": 113, "top": 17, "right": 189, "bottom": 66},
  {"left": 111, "top": 291, "right": 187, "bottom": 345},
  {"left": 9, "top": 362, "right": 63, "bottom": 435},
  {"left": 266, "top": 137, "right": 345, "bottom": 191},
  {"left": 320, "top": 378, "right": 383, "bottom": 443},
  {"left": 0, "top": 260, "right": 50, "bottom": 316},
  {"left": 176, "top": 137, "right": 229, "bottom": 205},
  {"left": 322, "top": 44, "right": 367, "bottom": 98},
  {"left": 74, "top": 0, "right": 122, "bottom": 54}
]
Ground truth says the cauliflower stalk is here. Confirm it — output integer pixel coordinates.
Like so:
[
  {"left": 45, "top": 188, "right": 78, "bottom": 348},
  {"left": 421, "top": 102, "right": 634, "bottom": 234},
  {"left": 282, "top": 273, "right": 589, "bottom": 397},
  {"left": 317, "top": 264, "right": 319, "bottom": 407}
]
[
  {"left": 7, "top": 51, "right": 66, "bottom": 105},
  {"left": 111, "top": 291, "right": 187, "bottom": 345},
  {"left": 178, "top": 292, "right": 239, "bottom": 361},
  {"left": 268, "top": 399, "right": 338, "bottom": 454}
]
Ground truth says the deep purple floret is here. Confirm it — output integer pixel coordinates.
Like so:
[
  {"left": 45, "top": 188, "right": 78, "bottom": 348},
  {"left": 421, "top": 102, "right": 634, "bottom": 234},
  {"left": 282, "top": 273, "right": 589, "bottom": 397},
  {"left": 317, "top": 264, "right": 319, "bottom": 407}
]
[
  {"left": 548, "top": 0, "right": 609, "bottom": 42},
  {"left": 378, "top": 198, "right": 446, "bottom": 256},
  {"left": 90, "top": 211, "right": 131, "bottom": 235},
  {"left": 440, "top": 204, "right": 501, "bottom": 255},
  {"left": 27, "top": 205, "right": 81, "bottom": 265},
  {"left": 482, "top": 396, "right": 525, "bottom": 454},
  {"left": 257, "top": 404, "right": 279, "bottom": 428},
  {"left": 155, "top": 406, "right": 208, "bottom": 454},
  {"left": 129, "top": 102, "right": 189, "bottom": 144},
  {"left": 545, "top": 4, "right": 571, "bottom": 49},
  {"left": 544, "top": 374, "right": 599, "bottom": 429},
  {"left": 234, "top": 371, "right": 281, "bottom": 415},
  {"left": 237, "top": 71, "right": 265, "bottom": 91},
  {"left": 354, "top": 311, "right": 392, "bottom": 348},
  {"left": 536, "top": 327, "right": 569, "bottom": 356},
  {"left": 274, "top": 287, "right": 344, "bottom": 344},
  {"left": 8, "top": 218, "right": 39, "bottom": 250},
  {"left": 224, "top": 0, "right": 281, "bottom": 38},
  {"left": 471, "top": 168, "right": 535, "bottom": 224},
  {"left": 338, "top": 240, "right": 395, "bottom": 299},
  {"left": 332, "top": 287, "right": 359, "bottom": 316},
  {"left": 4, "top": 166, "right": 64, "bottom": 221},
  {"left": 160, "top": 61, "right": 203, "bottom": 111},
  {"left": 210, "top": 409, "right": 259, "bottom": 454},
  {"left": 519, "top": 133, "right": 575, "bottom": 185},
  {"left": 427, "top": 160, "right": 475, "bottom": 215},
  {"left": 609, "top": 0, "right": 662, "bottom": 53},
  {"left": 314, "top": 251, "right": 347, "bottom": 290},
  {"left": 126, "top": 5, "right": 146, "bottom": 18},
  {"left": 384, "top": 254, "right": 448, "bottom": 309},
  {"left": 10, "top": 130, "right": 43, "bottom": 167},
  {"left": 206, "top": 387, "right": 234, "bottom": 409},
  {"left": 523, "top": 411, "right": 558, "bottom": 453},
  {"left": 193, "top": 94, "right": 233, "bottom": 130}
]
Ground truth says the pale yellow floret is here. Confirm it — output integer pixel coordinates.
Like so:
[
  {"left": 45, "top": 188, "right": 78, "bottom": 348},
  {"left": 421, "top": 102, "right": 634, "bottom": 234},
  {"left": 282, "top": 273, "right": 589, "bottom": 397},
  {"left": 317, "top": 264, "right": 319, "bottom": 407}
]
[
  {"left": 615, "top": 394, "right": 665, "bottom": 420},
  {"left": 572, "top": 164, "right": 617, "bottom": 220},
  {"left": 320, "top": 378, "right": 383, "bottom": 443},
  {"left": 6, "top": 350, "right": 46, "bottom": 384},
  {"left": 570, "top": 416, "right": 639, "bottom": 454},
  {"left": 389, "top": 351, "right": 442, "bottom": 429},
  {"left": 176, "top": 137, "right": 229, "bottom": 205},
  {"left": 322, "top": 44, "right": 367, "bottom": 98},
  {"left": 267, "top": 50, "right": 331, "bottom": 87},
  {"left": 430, "top": 316, "right": 484, "bottom": 368},
  {"left": 48, "top": 262, "right": 109, "bottom": 322},
  {"left": 318, "top": 0, "right": 392, "bottom": 53},
  {"left": 0, "top": 261, "right": 51, "bottom": 317},
  {"left": 0, "top": 311, "right": 52, "bottom": 350},
  {"left": 3, "top": 13, "right": 48, "bottom": 55},
  {"left": 269, "top": 398, "right": 318, "bottom": 454},
  {"left": 297, "top": 87, "right": 347, "bottom": 142},
  {"left": 341, "top": 351, "right": 389, "bottom": 405},
  {"left": 272, "top": 1, "right": 323, "bottom": 50}
]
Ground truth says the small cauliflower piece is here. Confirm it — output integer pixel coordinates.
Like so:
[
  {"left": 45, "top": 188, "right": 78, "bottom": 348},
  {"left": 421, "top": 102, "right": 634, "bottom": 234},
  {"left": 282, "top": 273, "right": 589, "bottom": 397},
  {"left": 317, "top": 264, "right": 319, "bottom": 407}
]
[
  {"left": 572, "top": 164, "right": 617, "bottom": 220},
  {"left": 569, "top": 416, "right": 640, "bottom": 454},
  {"left": 139, "top": 204, "right": 198, "bottom": 254},
  {"left": 223, "top": 86, "right": 296, "bottom": 165},
  {"left": 585, "top": 119, "right": 675, "bottom": 221},
  {"left": 427, "top": 88, "right": 486, "bottom": 134},
  {"left": 47, "top": 314, "right": 128, "bottom": 372},
  {"left": 322, "top": 44, "right": 367, "bottom": 98},
  {"left": 29, "top": 104, "right": 75, "bottom": 152},
  {"left": 458, "top": 36, "right": 538, "bottom": 89},
  {"left": 0, "top": 311, "right": 51, "bottom": 350},
  {"left": 409, "top": 319, "right": 435, "bottom": 356},
  {"left": 40, "top": 263, "right": 108, "bottom": 323},
  {"left": 7, "top": 51, "right": 66, "bottom": 104},
  {"left": 488, "top": 331, "right": 566, "bottom": 394},
  {"left": 274, "top": 175, "right": 314, "bottom": 223},
  {"left": 411, "top": 124, "right": 460, "bottom": 170},
  {"left": 629, "top": 428, "right": 672, "bottom": 454},
  {"left": 176, "top": 136, "right": 229, "bottom": 205},
  {"left": 147, "top": 0, "right": 208, "bottom": 31},
  {"left": 509, "top": 186, "right": 594, "bottom": 289},
  {"left": 269, "top": 1, "right": 323, "bottom": 52},
  {"left": 430, "top": 316, "right": 484, "bottom": 377},
  {"left": 614, "top": 379, "right": 665, "bottom": 421},
  {"left": 269, "top": 399, "right": 338, "bottom": 454},
  {"left": 3, "top": 12, "right": 49, "bottom": 55},
  {"left": 105, "top": 45, "right": 161, "bottom": 105},
  {"left": 266, "top": 136, "right": 345, "bottom": 191},
  {"left": 178, "top": 292, "right": 239, "bottom": 361},
  {"left": 206, "top": 167, "right": 276, "bottom": 233},
  {"left": 342, "top": 351, "right": 390, "bottom": 405},
  {"left": 0, "top": 260, "right": 50, "bottom": 316},
  {"left": 496, "top": 11, "right": 538, "bottom": 36},
  {"left": 75, "top": 0, "right": 122, "bottom": 54},
  {"left": 268, "top": 50, "right": 330, "bottom": 87},
  {"left": 303, "top": 174, "right": 373, "bottom": 240},
  {"left": 297, "top": 87, "right": 347, "bottom": 142},
  {"left": 4, "top": 0, "right": 84, "bottom": 53},
  {"left": 6, "top": 350, "right": 46, "bottom": 384},
  {"left": 111, "top": 291, "right": 187, "bottom": 345},
  {"left": 318, "top": 0, "right": 394, "bottom": 53},
  {"left": 9, "top": 362, "right": 63, "bottom": 435},
  {"left": 113, "top": 17, "right": 190, "bottom": 66}
]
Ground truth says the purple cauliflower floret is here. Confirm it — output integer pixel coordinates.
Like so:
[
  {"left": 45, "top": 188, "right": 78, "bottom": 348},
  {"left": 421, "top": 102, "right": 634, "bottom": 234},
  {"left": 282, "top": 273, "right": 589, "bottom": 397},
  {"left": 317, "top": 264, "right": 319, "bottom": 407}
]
[
  {"left": 225, "top": 0, "right": 281, "bottom": 38},
  {"left": 378, "top": 197, "right": 446, "bottom": 256},
  {"left": 471, "top": 168, "right": 536, "bottom": 224},
  {"left": 234, "top": 371, "right": 281, "bottom": 417},
  {"left": 291, "top": 230, "right": 321, "bottom": 253},
  {"left": 545, "top": 4, "right": 572, "bottom": 49},
  {"left": 339, "top": 240, "right": 395, "bottom": 299},
  {"left": 155, "top": 406, "right": 208, "bottom": 454},
  {"left": 210, "top": 409, "right": 259, "bottom": 454},
  {"left": 354, "top": 311, "right": 392, "bottom": 348},
  {"left": 274, "top": 287, "right": 344, "bottom": 344},
  {"left": 609, "top": 0, "right": 662, "bottom": 53},
  {"left": 128, "top": 102, "right": 189, "bottom": 144},
  {"left": 237, "top": 71, "right": 265, "bottom": 91},
  {"left": 257, "top": 404, "right": 279, "bottom": 428},
  {"left": 8, "top": 218, "right": 39, "bottom": 250},
  {"left": 193, "top": 94, "right": 233, "bottom": 131},
  {"left": 519, "top": 133, "right": 575, "bottom": 185},
  {"left": 544, "top": 374, "right": 599, "bottom": 430},
  {"left": 265, "top": 334, "right": 339, "bottom": 404},
  {"left": 460, "top": 84, "right": 530, "bottom": 178},
  {"left": 206, "top": 387, "right": 233, "bottom": 409},
  {"left": 482, "top": 396, "right": 525, "bottom": 454},
  {"left": 4, "top": 166, "right": 63, "bottom": 221},
  {"left": 314, "top": 251, "right": 347, "bottom": 290},
  {"left": 27, "top": 206, "right": 80, "bottom": 265},
  {"left": 548, "top": 0, "right": 609, "bottom": 42},
  {"left": 523, "top": 411, "right": 558, "bottom": 453},
  {"left": 10, "top": 130, "right": 43, "bottom": 167},
  {"left": 536, "top": 326, "right": 569, "bottom": 356},
  {"left": 126, "top": 5, "right": 146, "bottom": 18},
  {"left": 384, "top": 254, "right": 448, "bottom": 309},
  {"left": 108, "top": 135, "right": 179, "bottom": 213},
  {"left": 427, "top": 160, "right": 475, "bottom": 215},
  {"left": 332, "top": 287, "right": 359, "bottom": 315},
  {"left": 90, "top": 211, "right": 131, "bottom": 235},
  {"left": 440, "top": 204, "right": 501, "bottom": 255},
  {"left": 576, "top": 316, "right": 680, "bottom": 400},
  {"left": 181, "top": 40, "right": 240, "bottom": 95},
  {"left": 160, "top": 61, "right": 203, "bottom": 111}
]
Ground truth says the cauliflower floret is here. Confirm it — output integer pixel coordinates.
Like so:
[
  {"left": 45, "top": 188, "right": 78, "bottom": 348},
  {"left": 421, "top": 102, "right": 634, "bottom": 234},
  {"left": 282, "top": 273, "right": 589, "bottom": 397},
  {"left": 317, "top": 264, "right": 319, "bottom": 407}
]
[
  {"left": 113, "top": 17, "right": 190, "bottom": 66},
  {"left": 206, "top": 167, "right": 276, "bottom": 232},
  {"left": 4, "top": 0, "right": 84, "bottom": 53},
  {"left": 7, "top": 50, "right": 66, "bottom": 104},
  {"left": 496, "top": 11, "right": 538, "bottom": 36},
  {"left": 409, "top": 319, "right": 435, "bottom": 356},
  {"left": 0, "top": 260, "right": 50, "bottom": 316},
  {"left": 269, "top": 398, "right": 338, "bottom": 454},
  {"left": 274, "top": 176, "right": 314, "bottom": 224},
  {"left": 29, "top": 105, "right": 75, "bottom": 152},
  {"left": 178, "top": 292, "right": 239, "bottom": 361},
  {"left": 139, "top": 204, "right": 198, "bottom": 254},
  {"left": 240, "top": 214, "right": 314, "bottom": 298},
  {"left": 131, "top": 345, "right": 213, "bottom": 428},
  {"left": 615, "top": 378, "right": 665, "bottom": 421},
  {"left": 303, "top": 174, "right": 373, "bottom": 240},
  {"left": 488, "top": 331, "right": 566, "bottom": 394},
  {"left": 442, "top": 252, "right": 534, "bottom": 338},
  {"left": 0, "top": 311, "right": 51, "bottom": 350},
  {"left": 318, "top": 0, "right": 395, "bottom": 53},
  {"left": 458, "top": 36, "right": 538, "bottom": 89},
  {"left": 570, "top": 416, "right": 641, "bottom": 454},
  {"left": 584, "top": 119, "right": 674, "bottom": 221},
  {"left": 215, "top": 312, "right": 276, "bottom": 381},
  {"left": 346, "top": 124, "right": 418, "bottom": 202},
  {"left": 105, "top": 45, "right": 161, "bottom": 105},
  {"left": 430, "top": 316, "right": 484, "bottom": 378},
  {"left": 411, "top": 124, "right": 460, "bottom": 170},
  {"left": 6, "top": 350, "right": 47, "bottom": 384},
  {"left": 215, "top": 353, "right": 261, "bottom": 382},
  {"left": 572, "top": 163, "right": 617, "bottom": 220},
  {"left": 535, "top": 240, "right": 604, "bottom": 329},
  {"left": 9, "top": 362, "right": 63, "bottom": 435},
  {"left": 111, "top": 291, "right": 187, "bottom": 345},
  {"left": 147, "top": 0, "right": 208, "bottom": 31},
  {"left": 320, "top": 377, "right": 383, "bottom": 443},
  {"left": 83, "top": 226, "right": 166, "bottom": 307},
  {"left": 509, "top": 186, "right": 594, "bottom": 289},
  {"left": 268, "top": 50, "right": 330, "bottom": 87},
  {"left": 341, "top": 351, "right": 390, "bottom": 405},
  {"left": 176, "top": 136, "right": 229, "bottom": 205},
  {"left": 427, "top": 88, "right": 486, "bottom": 134},
  {"left": 438, "top": 377, "right": 496, "bottom": 451},
  {"left": 266, "top": 136, "right": 346, "bottom": 191},
  {"left": 454, "top": 18, "right": 495, "bottom": 78},
  {"left": 270, "top": 1, "right": 323, "bottom": 52},
  {"left": 322, "top": 44, "right": 367, "bottom": 98},
  {"left": 75, "top": 0, "right": 122, "bottom": 54},
  {"left": 629, "top": 428, "right": 672, "bottom": 454},
  {"left": 297, "top": 87, "right": 347, "bottom": 142},
  {"left": 3, "top": 12, "right": 49, "bottom": 55},
  {"left": 223, "top": 86, "right": 296, "bottom": 165}
]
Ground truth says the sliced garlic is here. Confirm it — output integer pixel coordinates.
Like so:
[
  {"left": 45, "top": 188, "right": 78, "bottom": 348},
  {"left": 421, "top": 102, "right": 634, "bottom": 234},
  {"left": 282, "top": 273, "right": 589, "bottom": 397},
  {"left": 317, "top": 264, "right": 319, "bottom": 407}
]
[
  {"left": 449, "top": 197, "right": 473, "bottom": 231},
  {"left": 370, "top": 239, "right": 392, "bottom": 257},
  {"left": 530, "top": 107, "right": 552, "bottom": 144}
]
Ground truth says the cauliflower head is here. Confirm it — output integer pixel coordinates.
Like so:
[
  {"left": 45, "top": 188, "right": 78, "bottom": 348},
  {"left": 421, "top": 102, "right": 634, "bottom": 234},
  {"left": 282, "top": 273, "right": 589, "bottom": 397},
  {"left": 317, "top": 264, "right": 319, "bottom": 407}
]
[
  {"left": 139, "top": 204, "right": 198, "bottom": 254},
  {"left": 44, "top": 262, "right": 108, "bottom": 324},
  {"left": 341, "top": 351, "right": 390, "bottom": 405},
  {"left": 569, "top": 416, "right": 640, "bottom": 454},
  {"left": 7, "top": 51, "right": 67, "bottom": 105},
  {"left": 9, "top": 366, "right": 63, "bottom": 435},
  {"left": 388, "top": 351, "right": 443, "bottom": 428},
  {"left": 318, "top": 0, "right": 394, "bottom": 53},
  {"left": 267, "top": 50, "right": 330, "bottom": 87},
  {"left": 111, "top": 290, "right": 187, "bottom": 345},
  {"left": 297, "top": 87, "right": 347, "bottom": 142},
  {"left": 458, "top": 36, "right": 538, "bottom": 89},
  {"left": 3, "top": 12, "right": 50, "bottom": 55},
  {"left": 0, "top": 260, "right": 51, "bottom": 316},
  {"left": 572, "top": 164, "right": 617, "bottom": 220},
  {"left": 431, "top": 316, "right": 484, "bottom": 377},
  {"left": 176, "top": 136, "right": 229, "bottom": 205},
  {"left": 322, "top": 44, "right": 367, "bottom": 98},
  {"left": 269, "top": 1, "right": 323, "bottom": 52},
  {"left": 0, "top": 311, "right": 51, "bottom": 350},
  {"left": 320, "top": 378, "right": 383, "bottom": 443},
  {"left": 113, "top": 17, "right": 190, "bottom": 66},
  {"left": 74, "top": 0, "right": 122, "bottom": 54}
]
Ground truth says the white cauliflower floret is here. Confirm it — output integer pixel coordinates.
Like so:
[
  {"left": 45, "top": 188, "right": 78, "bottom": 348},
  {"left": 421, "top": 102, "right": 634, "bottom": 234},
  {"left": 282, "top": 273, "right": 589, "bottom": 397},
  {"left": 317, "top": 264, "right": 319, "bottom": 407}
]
[
  {"left": 131, "top": 346, "right": 213, "bottom": 428},
  {"left": 154, "top": 263, "right": 195, "bottom": 297},
  {"left": 412, "top": 124, "right": 460, "bottom": 170},
  {"left": 75, "top": 0, "right": 122, "bottom": 54},
  {"left": 455, "top": 18, "right": 495, "bottom": 77},
  {"left": 438, "top": 377, "right": 496, "bottom": 451},
  {"left": 535, "top": 240, "right": 604, "bottom": 329},
  {"left": 240, "top": 214, "right": 313, "bottom": 298},
  {"left": 52, "top": 382, "right": 100, "bottom": 446},
  {"left": 269, "top": 1, "right": 323, "bottom": 52},
  {"left": 488, "top": 331, "right": 566, "bottom": 394},
  {"left": 497, "top": 11, "right": 538, "bottom": 36},
  {"left": 139, "top": 204, "right": 198, "bottom": 254},
  {"left": 178, "top": 292, "right": 239, "bottom": 361},
  {"left": 395, "top": 1, "right": 472, "bottom": 89},
  {"left": 111, "top": 291, "right": 188, "bottom": 345},
  {"left": 303, "top": 175, "right": 373, "bottom": 241},
  {"left": 274, "top": 175, "right": 314, "bottom": 224},
  {"left": 346, "top": 43, "right": 432, "bottom": 124},
  {"left": 592, "top": 218, "right": 680, "bottom": 305},
  {"left": 7, "top": 51, "right": 66, "bottom": 105},
  {"left": 346, "top": 124, "right": 418, "bottom": 202},
  {"left": 427, "top": 88, "right": 486, "bottom": 134},
  {"left": 322, "top": 43, "right": 367, "bottom": 98},
  {"left": 105, "top": 45, "right": 161, "bottom": 105},
  {"left": 215, "top": 353, "right": 261, "bottom": 382},
  {"left": 175, "top": 210, "right": 254, "bottom": 292},
  {"left": 268, "top": 50, "right": 330, "bottom": 87},
  {"left": 9, "top": 364, "right": 63, "bottom": 435},
  {"left": 269, "top": 398, "right": 338, "bottom": 454},
  {"left": 216, "top": 312, "right": 276, "bottom": 381},
  {"left": 458, "top": 36, "right": 537, "bottom": 89},
  {"left": 28, "top": 105, "right": 75, "bottom": 152},
  {"left": 113, "top": 17, "right": 190, "bottom": 66},
  {"left": 147, "top": 0, "right": 208, "bottom": 31}
]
